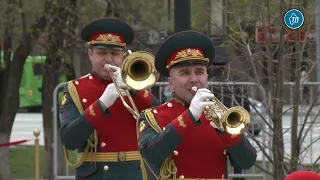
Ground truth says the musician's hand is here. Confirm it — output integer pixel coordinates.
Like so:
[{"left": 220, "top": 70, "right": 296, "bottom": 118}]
[
  {"left": 189, "top": 88, "right": 214, "bottom": 121},
  {"left": 105, "top": 64, "right": 123, "bottom": 82},
  {"left": 99, "top": 81, "right": 130, "bottom": 109}
]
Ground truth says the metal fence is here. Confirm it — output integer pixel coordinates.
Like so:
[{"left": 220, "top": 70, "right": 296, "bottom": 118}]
[{"left": 52, "top": 81, "right": 320, "bottom": 180}]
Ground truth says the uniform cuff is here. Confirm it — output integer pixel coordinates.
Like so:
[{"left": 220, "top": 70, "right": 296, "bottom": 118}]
[
  {"left": 216, "top": 131, "right": 242, "bottom": 147},
  {"left": 97, "top": 100, "right": 110, "bottom": 117},
  {"left": 172, "top": 110, "right": 201, "bottom": 137},
  {"left": 84, "top": 100, "right": 109, "bottom": 128}
]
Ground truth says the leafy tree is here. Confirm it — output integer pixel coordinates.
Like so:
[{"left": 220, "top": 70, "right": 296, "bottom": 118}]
[{"left": 0, "top": 0, "right": 49, "bottom": 179}]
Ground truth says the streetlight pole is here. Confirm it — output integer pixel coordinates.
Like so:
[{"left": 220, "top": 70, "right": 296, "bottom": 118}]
[
  {"left": 316, "top": 0, "right": 320, "bottom": 99},
  {"left": 174, "top": 0, "right": 191, "bottom": 33}
]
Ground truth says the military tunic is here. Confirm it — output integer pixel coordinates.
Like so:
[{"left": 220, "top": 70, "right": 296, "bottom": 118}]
[
  {"left": 137, "top": 96, "right": 257, "bottom": 180},
  {"left": 60, "top": 72, "right": 159, "bottom": 180}
]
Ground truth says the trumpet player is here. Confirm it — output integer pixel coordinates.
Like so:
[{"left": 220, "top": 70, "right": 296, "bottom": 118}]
[
  {"left": 137, "top": 30, "right": 257, "bottom": 180},
  {"left": 59, "top": 18, "right": 159, "bottom": 180}
]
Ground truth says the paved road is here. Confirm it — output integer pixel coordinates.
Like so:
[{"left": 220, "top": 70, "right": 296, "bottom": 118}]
[
  {"left": 10, "top": 113, "right": 45, "bottom": 146},
  {"left": 248, "top": 114, "right": 320, "bottom": 166},
  {"left": 11, "top": 112, "right": 320, "bottom": 165}
]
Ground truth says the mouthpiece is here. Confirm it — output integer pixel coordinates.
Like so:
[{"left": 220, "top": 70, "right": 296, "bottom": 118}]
[
  {"left": 104, "top": 64, "right": 116, "bottom": 72},
  {"left": 191, "top": 86, "right": 198, "bottom": 92}
]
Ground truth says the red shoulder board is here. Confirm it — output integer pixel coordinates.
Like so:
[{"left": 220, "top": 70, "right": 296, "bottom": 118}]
[
  {"left": 147, "top": 100, "right": 188, "bottom": 130},
  {"left": 70, "top": 73, "right": 111, "bottom": 110}
]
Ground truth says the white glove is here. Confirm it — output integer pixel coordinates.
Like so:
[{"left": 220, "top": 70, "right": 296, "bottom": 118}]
[
  {"left": 189, "top": 88, "right": 214, "bottom": 121},
  {"left": 105, "top": 64, "right": 123, "bottom": 82},
  {"left": 99, "top": 81, "right": 130, "bottom": 108}
]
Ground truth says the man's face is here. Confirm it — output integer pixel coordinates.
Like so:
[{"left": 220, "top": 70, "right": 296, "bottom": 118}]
[
  {"left": 88, "top": 47, "right": 123, "bottom": 80},
  {"left": 168, "top": 64, "right": 208, "bottom": 104}
]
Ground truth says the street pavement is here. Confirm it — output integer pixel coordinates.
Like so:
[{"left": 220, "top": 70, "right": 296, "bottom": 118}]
[
  {"left": 11, "top": 112, "right": 320, "bottom": 166},
  {"left": 10, "top": 113, "right": 45, "bottom": 146}
]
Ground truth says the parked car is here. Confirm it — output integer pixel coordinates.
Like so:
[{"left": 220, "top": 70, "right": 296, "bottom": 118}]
[{"left": 247, "top": 97, "right": 266, "bottom": 136}]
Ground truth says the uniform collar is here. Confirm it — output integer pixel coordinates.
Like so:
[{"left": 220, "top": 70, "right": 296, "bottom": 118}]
[
  {"left": 91, "top": 71, "right": 112, "bottom": 85},
  {"left": 170, "top": 93, "right": 190, "bottom": 107}
]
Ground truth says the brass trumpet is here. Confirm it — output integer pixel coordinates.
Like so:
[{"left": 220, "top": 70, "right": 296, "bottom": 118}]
[
  {"left": 104, "top": 50, "right": 159, "bottom": 119},
  {"left": 191, "top": 87, "right": 250, "bottom": 135}
]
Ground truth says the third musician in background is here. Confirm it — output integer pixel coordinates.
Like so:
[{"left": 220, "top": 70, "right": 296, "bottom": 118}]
[{"left": 137, "top": 30, "right": 257, "bottom": 180}]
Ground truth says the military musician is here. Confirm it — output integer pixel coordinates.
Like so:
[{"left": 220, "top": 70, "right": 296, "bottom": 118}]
[
  {"left": 137, "top": 30, "right": 257, "bottom": 180},
  {"left": 59, "top": 18, "right": 159, "bottom": 180}
]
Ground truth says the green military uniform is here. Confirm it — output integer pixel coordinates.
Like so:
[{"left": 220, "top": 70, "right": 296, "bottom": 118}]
[
  {"left": 137, "top": 31, "right": 257, "bottom": 180},
  {"left": 59, "top": 18, "right": 159, "bottom": 180}
]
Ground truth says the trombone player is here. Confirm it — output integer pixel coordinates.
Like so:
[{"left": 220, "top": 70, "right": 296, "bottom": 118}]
[
  {"left": 59, "top": 18, "right": 159, "bottom": 180},
  {"left": 137, "top": 30, "right": 257, "bottom": 180}
]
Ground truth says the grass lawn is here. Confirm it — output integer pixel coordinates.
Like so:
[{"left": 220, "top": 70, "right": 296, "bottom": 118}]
[
  {"left": 10, "top": 146, "right": 319, "bottom": 179},
  {"left": 11, "top": 146, "right": 77, "bottom": 179},
  {"left": 10, "top": 146, "right": 46, "bottom": 179}
]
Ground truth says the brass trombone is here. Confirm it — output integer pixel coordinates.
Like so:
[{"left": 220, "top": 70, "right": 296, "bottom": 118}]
[
  {"left": 191, "top": 86, "right": 250, "bottom": 135},
  {"left": 104, "top": 50, "right": 159, "bottom": 119}
]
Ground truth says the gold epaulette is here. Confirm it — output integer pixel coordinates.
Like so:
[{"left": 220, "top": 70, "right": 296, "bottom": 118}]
[
  {"left": 144, "top": 108, "right": 162, "bottom": 133},
  {"left": 63, "top": 80, "right": 98, "bottom": 169}
]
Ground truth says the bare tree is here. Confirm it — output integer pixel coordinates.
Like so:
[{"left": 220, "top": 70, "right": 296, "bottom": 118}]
[
  {"left": 194, "top": 0, "right": 319, "bottom": 179},
  {"left": 41, "top": 0, "right": 81, "bottom": 178}
]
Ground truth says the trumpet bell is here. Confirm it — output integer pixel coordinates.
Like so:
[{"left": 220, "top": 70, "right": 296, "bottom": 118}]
[
  {"left": 121, "top": 51, "right": 159, "bottom": 90},
  {"left": 222, "top": 106, "right": 250, "bottom": 135},
  {"left": 192, "top": 86, "right": 250, "bottom": 135}
]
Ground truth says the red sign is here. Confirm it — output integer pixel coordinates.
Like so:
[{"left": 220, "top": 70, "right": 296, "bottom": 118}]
[{"left": 255, "top": 26, "right": 316, "bottom": 43}]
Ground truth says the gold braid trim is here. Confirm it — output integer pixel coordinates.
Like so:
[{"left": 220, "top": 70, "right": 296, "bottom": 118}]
[
  {"left": 144, "top": 109, "right": 178, "bottom": 180},
  {"left": 63, "top": 81, "right": 98, "bottom": 169},
  {"left": 68, "top": 82, "right": 83, "bottom": 113},
  {"left": 136, "top": 111, "right": 148, "bottom": 180},
  {"left": 144, "top": 109, "right": 162, "bottom": 133}
]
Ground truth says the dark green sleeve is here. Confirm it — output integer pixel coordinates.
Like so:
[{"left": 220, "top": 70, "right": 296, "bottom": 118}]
[
  {"left": 59, "top": 85, "right": 108, "bottom": 150},
  {"left": 137, "top": 109, "right": 200, "bottom": 165},
  {"left": 145, "top": 93, "right": 160, "bottom": 109},
  {"left": 226, "top": 135, "right": 257, "bottom": 169}
]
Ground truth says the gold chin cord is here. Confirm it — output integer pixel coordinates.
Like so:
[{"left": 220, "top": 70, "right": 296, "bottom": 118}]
[
  {"left": 191, "top": 86, "right": 251, "bottom": 135},
  {"left": 104, "top": 50, "right": 159, "bottom": 120}
]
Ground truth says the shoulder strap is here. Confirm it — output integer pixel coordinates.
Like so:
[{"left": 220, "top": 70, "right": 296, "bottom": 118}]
[
  {"left": 63, "top": 81, "right": 98, "bottom": 169},
  {"left": 67, "top": 81, "right": 84, "bottom": 113},
  {"left": 144, "top": 108, "right": 162, "bottom": 133}
]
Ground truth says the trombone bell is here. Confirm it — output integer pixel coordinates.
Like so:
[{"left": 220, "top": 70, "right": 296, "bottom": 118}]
[
  {"left": 121, "top": 51, "right": 159, "bottom": 90},
  {"left": 104, "top": 50, "right": 159, "bottom": 119}
]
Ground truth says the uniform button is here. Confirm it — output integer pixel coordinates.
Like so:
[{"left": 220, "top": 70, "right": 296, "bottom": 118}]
[
  {"left": 104, "top": 165, "right": 109, "bottom": 171},
  {"left": 221, "top": 174, "right": 224, "bottom": 178},
  {"left": 167, "top": 102, "right": 173, "bottom": 107},
  {"left": 173, "top": 150, "right": 178, "bottom": 155},
  {"left": 101, "top": 142, "right": 106, "bottom": 147},
  {"left": 153, "top": 109, "right": 158, "bottom": 114},
  {"left": 89, "top": 75, "right": 93, "bottom": 80},
  {"left": 223, "top": 149, "right": 227, "bottom": 155},
  {"left": 75, "top": 81, "right": 79, "bottom": 85},
  {"left": 82, "top": 99, "right": 87, "bottom": 103},
  {"left": 179, "top": 175, "right": 184, "bottom": 178},
  {"left": 162, "top": 127, "right": 166, "bottom": 130}
]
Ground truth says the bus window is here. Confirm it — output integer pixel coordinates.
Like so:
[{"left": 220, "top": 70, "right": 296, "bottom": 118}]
[{"left": 33, "top": 63, "right": 43, "bottom": 75}]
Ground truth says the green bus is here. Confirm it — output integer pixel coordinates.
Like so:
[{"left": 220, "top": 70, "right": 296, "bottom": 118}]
[{"left": 19, "top": 56, "right": 67, "bottom": 111}]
